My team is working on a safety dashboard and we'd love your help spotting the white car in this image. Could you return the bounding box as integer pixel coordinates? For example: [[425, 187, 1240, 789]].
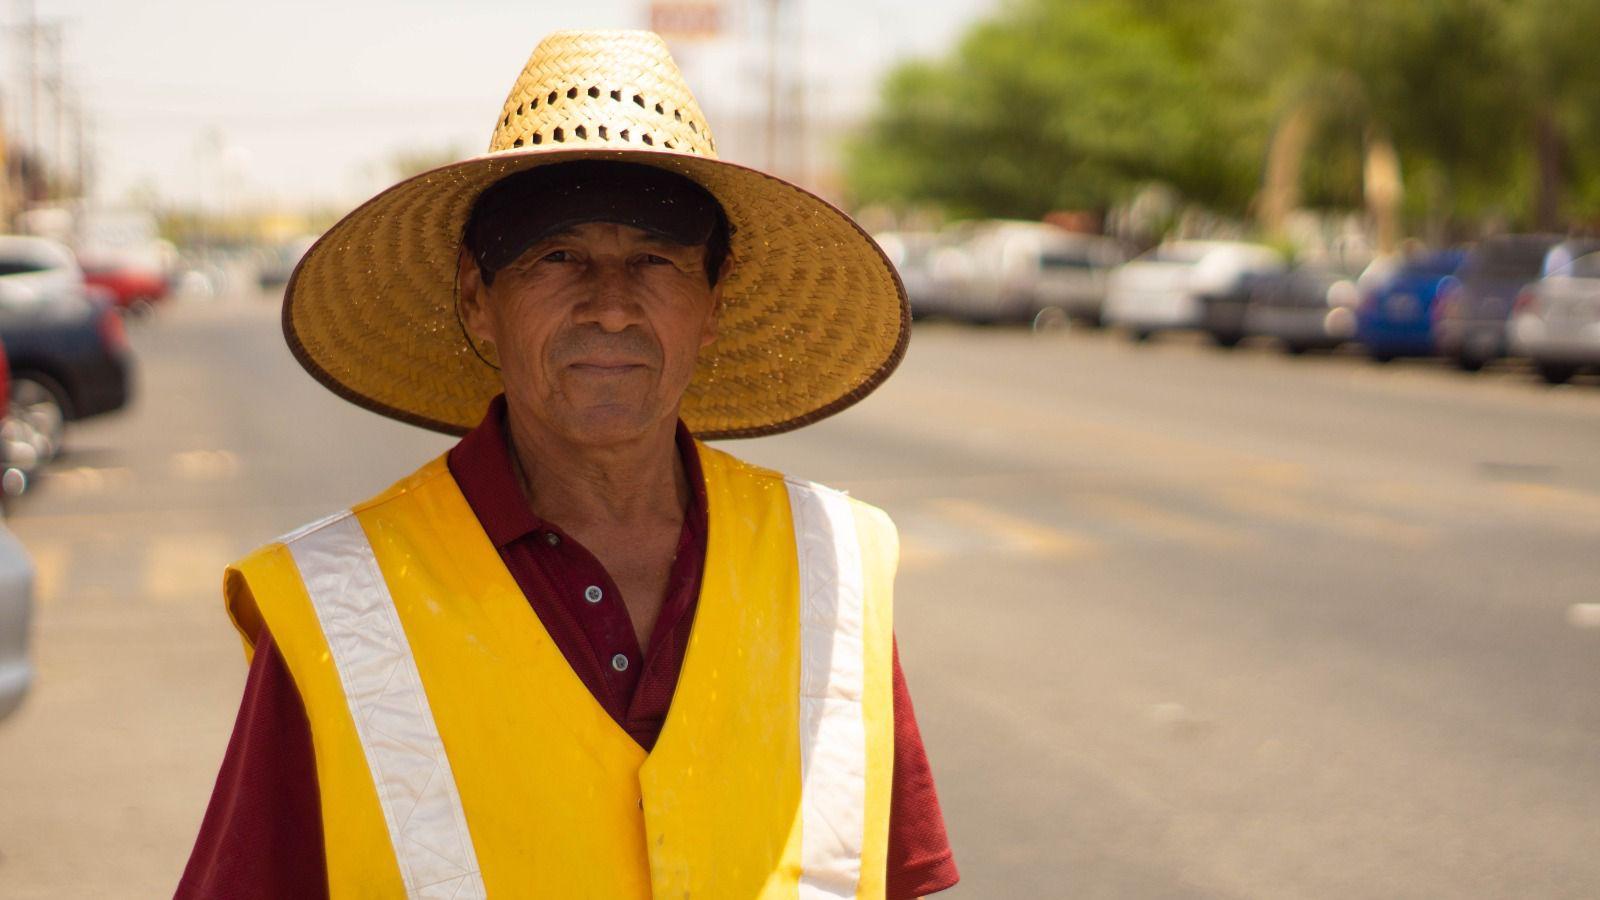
[[876, 230, 958, 320], [949, 221, 1126, 325], [1509, 249, 1600, 384], [0, 519, 35, 722], [0, 235, 85, 309], [1104, 240, 1286, 340]]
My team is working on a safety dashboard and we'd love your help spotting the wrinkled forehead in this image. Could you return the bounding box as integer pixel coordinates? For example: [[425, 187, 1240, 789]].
[[464, 160, 725, 276]]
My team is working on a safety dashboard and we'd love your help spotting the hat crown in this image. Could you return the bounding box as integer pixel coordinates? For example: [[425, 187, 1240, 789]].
[[488, 30, 717, 158]]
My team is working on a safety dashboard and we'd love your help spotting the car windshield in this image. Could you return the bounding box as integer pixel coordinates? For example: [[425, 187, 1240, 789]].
[[1144, 244, 1213, 265], [1400, 253, 1462, 278], [0, 261, 49, 277], [1568, 252, 1600, 279], [1466, 242, 1553, 278], [1040, 249, 1094, 270]]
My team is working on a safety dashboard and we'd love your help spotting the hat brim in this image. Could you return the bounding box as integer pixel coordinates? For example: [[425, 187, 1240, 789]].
[[283, 146, 910, 439]]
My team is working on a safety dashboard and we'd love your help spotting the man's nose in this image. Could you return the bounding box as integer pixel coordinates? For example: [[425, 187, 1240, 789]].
[[574, 260, 644, 332]]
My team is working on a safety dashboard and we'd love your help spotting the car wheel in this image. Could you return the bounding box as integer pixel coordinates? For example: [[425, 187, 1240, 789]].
[[1369, 351, 1395, 364], [1283, 342, 1309, 356], [3, 376, 69, 469], [1128, 328, 1153, 343], [1210, 332, 1242, 349], [1454, 352, 1486, 373], [1031, 307, 1069, 333], [1537, 362, 1578, 385]]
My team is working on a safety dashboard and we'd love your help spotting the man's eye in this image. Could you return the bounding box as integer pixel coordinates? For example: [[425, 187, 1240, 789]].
[[540, 250, 573, 263]]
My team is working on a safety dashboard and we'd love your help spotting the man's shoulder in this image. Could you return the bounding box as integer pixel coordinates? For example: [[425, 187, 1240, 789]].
[[237, 455, 452, 563], [694, 441, 894, 528]]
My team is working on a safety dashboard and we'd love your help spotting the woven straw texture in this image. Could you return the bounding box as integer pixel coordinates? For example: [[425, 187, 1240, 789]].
[[284, 30, 909, 439]]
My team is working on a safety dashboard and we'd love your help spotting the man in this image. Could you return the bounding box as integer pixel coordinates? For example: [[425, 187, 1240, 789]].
[[179, 30, 956, 899]]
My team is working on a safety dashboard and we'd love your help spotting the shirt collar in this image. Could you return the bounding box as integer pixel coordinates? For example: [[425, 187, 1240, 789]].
[[446, 394, 707, 549]]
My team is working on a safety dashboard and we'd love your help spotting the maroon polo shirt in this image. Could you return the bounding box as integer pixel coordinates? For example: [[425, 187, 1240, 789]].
[[177, 397, 958, 898]]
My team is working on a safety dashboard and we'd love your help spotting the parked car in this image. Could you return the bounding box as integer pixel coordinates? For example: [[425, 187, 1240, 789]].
[[1243, 259, 1365, 354], [0, 516, 34, 723], [1509, 248, 1600, 384], [0, 236, 135, 467], [1104, 240, 1286, 341], [905, 222, 1125, 326], [1354, 249, 1467, 361], [256, 234, 319, 291], [76, 210, 174, 313], [82, 262, 170, 313], [1435, 234, 1564, 371], [876, 230, 953, 320], [959, 221, 1125, 325]]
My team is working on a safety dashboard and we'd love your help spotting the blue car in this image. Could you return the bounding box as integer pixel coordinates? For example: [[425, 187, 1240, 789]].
[[1355, 250, 1466, 362]]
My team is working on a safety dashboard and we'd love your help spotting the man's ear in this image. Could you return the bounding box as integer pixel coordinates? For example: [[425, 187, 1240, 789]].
[[700, 254, 733, 349], [456, 247, 494, 344]]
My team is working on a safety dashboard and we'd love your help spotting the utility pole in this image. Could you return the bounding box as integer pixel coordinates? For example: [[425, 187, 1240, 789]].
[[764, 0, 782, 176], [10, 0, 71, 203], [40, 19, 65, 200]]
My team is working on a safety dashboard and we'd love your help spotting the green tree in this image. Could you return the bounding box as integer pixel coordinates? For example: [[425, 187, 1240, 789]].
[[846, 0, 1267, 220]]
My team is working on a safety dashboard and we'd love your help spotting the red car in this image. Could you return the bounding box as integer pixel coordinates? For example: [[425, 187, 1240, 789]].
[[81, 262, 169, 313]]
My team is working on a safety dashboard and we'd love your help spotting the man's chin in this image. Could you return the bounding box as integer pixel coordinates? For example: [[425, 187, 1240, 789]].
[[548, 403, 673, 447]]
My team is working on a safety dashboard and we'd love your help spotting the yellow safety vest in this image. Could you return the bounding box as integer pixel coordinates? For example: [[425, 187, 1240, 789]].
[[223, 442, 897, 899]]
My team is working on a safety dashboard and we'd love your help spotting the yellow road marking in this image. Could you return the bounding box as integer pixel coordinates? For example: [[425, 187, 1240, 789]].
[[924, 497, 1102, 559], [1499, 482, 1600, 531], [1072, 492, 1252, 550], [144, 533, 233, 603], [25, 541, 68, 606], [1209, 486, 1433, 546]]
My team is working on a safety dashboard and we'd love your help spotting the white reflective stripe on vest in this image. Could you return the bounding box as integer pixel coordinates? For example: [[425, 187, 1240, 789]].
[[786, 479, 869, 899], [283, 513, 487, 900]]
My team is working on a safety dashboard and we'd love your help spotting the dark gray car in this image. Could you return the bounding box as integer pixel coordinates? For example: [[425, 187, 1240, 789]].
[[1436, 234, 1564, 371]]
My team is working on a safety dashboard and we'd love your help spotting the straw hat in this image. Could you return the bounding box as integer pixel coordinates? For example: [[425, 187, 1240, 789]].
[[284, 30, 909, 439]]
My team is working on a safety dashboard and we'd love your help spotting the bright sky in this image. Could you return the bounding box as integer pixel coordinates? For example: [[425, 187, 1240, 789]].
[[6, 0, 996, 212]]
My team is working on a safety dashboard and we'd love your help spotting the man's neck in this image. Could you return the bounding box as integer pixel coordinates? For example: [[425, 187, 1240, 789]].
[[503, 410, 689, 530]]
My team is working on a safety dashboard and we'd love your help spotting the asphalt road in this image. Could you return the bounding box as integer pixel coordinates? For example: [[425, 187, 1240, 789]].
[[1, 290, 1597, 898]]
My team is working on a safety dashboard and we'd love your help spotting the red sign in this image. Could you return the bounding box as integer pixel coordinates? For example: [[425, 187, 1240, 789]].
[[651, 3, 722, 40]]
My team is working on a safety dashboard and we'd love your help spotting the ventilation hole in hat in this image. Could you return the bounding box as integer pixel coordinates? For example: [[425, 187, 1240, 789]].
[[574, 125, 587, 139], [515, 104, 523, 116], [566, 86, 578, 99], [633, 93, 645, 108], [619, 128, 630, 141], [689, 121, 699, 133], [531, 96, 539, 109], [663, 139, 674, 149], [547, 90, 557, 104], [587, 86, 600, 98], [610, 89, 622, 101], [513, 138, 524, 148], [553, 127, 565, 143], [641, 133, 654, 146], [503, 114, 510, 127], [654, 102, 665, 114], [530, 133, 542, 145]]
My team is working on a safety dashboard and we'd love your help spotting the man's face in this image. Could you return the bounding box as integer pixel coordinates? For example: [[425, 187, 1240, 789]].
[[458, 221, 722, 447]]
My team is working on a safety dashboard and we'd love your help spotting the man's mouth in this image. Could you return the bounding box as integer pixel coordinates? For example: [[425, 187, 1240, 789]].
[[568, 361, 647, 373]]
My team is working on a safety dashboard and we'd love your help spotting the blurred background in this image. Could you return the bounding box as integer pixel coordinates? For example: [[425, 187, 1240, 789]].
[[2, 0, 1599, 896]]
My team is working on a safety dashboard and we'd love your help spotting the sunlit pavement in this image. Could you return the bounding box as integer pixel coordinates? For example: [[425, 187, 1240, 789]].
[[1, 294, 1598, 897]]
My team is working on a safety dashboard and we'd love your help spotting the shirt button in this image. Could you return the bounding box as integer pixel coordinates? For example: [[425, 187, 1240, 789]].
[[544, 532, 560, 547], [611, 653, 630, 672], [584, 585, 604, 604]]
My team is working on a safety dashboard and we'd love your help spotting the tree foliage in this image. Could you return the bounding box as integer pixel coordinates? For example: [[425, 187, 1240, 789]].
[[847, 0, 1600, 230]]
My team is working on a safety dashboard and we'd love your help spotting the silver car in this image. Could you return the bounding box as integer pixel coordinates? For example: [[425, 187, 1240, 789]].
[[1104, 240, 1287, 340], [943, 221, 1125, 326], [1510, 249, 1600, 384], [0, 519, 35, 722]]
